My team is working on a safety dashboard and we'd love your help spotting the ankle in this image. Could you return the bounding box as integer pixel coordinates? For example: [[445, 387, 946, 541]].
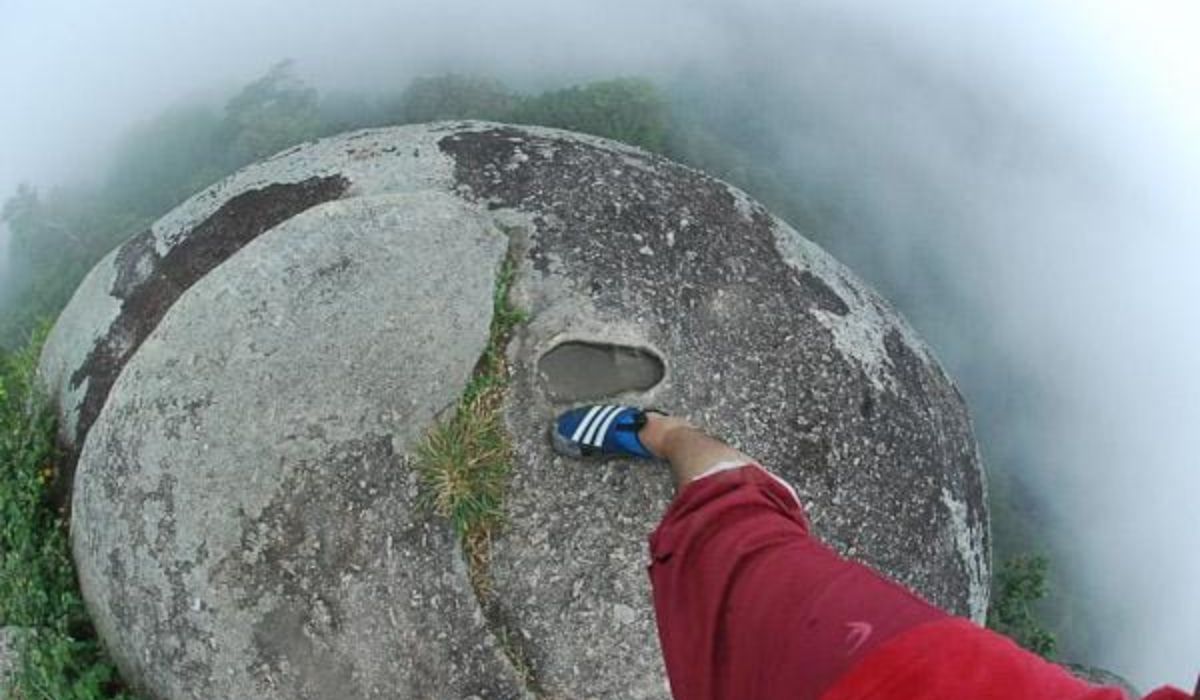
[[638, 413, 693, 459]]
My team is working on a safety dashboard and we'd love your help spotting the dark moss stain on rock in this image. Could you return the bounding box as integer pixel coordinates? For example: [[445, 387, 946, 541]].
[[884, 328, 928, 403], [438, 128, 848, 330], [436, 128, 855, 412], [314, 254, 353, 280], [253, 605, 357, 700], [796, 270, 850, 315], [859, 390, 876, 419], [62, 176, 349, 501], [793, 435, 832, 473], [225, 437, 398, 610]]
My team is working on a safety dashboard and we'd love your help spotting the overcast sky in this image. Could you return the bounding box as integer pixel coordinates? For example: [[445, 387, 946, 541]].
[[1, 0, 1196, 689]]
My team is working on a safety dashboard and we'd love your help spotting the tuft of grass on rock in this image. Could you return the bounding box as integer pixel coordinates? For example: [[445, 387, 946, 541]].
[[0, 324, 135, 699], [416, 384, 511, 541], [415, 255, 527, 570], [413, 254, 544, 692]]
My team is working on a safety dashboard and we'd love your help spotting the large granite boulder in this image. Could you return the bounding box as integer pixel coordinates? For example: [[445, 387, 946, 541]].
[[40, 122, 989, 699]]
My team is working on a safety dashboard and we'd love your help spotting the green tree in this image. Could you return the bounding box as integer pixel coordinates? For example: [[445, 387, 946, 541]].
[[512, 78, 670, 152], [0, 62, 331, 349], [0, 186, 106, 348], [318, 90, 395, 134], [988, 555, 1058, 658], [390, 74, 516, 124], [1, 177, 155, 349], [0, 329, 135, 698], [221, 60, 321, 167]]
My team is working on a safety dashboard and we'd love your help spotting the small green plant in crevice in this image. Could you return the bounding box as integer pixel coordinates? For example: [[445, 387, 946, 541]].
[[416, 388, 511, 544], [413, 254, 544, 692], [987, 554, 1058, 659], [414, 255, 527, 577], [0, 325, 135, 699]]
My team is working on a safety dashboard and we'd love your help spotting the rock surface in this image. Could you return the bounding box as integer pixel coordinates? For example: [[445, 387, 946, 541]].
[[42, 122, 990, 699], [1066, 663, 1141, 697], [66, 192, 521, 698]]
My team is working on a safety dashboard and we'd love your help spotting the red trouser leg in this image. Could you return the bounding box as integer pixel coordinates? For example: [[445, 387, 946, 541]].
[[648, 465, 947, 700]]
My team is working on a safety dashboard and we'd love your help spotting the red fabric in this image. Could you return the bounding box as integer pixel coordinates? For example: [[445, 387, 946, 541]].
[[819, 617, 1186, 700], [820, 619, 1185, 700], [647, 464, 1191, 700], [1144, 689, 1194, 700], [648, 464, 945, 699]]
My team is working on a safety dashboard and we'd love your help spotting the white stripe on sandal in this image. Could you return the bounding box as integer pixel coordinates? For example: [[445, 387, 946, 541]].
[[583, 405, 617, 446], [570, 405, 604, 442], [590, 406, 624, 447]]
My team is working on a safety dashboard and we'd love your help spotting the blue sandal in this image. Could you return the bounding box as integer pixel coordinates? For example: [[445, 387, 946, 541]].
[[551, 405, 664, 459]]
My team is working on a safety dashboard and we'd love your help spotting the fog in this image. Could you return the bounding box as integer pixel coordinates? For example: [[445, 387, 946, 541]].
[[2, 0, 1196, 689]]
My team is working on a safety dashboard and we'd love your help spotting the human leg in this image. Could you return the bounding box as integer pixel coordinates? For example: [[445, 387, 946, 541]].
[[636, 413, 754, 489], [646, 461, 947, 700], [551, 404, 946, 699]]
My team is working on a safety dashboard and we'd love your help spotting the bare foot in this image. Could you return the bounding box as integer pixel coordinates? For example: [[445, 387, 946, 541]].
[[639, 412, 755, 487], [637, 412, 694, 459]]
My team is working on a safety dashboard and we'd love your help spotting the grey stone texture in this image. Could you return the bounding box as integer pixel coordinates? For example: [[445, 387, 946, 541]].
[[1065, 663, 1141, 698], [42, 122, 990, 699], [67, 192, 521, 698], [444, 127, 989, 697]]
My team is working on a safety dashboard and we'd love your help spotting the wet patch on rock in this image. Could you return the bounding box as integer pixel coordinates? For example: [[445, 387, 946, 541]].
[[538, 340, 665, 400]]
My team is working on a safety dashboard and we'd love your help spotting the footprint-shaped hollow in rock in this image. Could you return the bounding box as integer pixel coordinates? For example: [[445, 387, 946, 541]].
[[538, 340, 665, 401]]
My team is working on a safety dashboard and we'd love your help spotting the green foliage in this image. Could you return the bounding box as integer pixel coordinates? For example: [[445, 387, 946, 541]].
[[987, 555, 1058, 658], [413, 254, 539, 684], [481, 253, 528, 380], [0, 327, 134, 698], [658, 79, 821, 234], [221, 60, 322, 168], [415, 388, 511, 539], [378, 74, 671, 154], [3, 185, 89, 273], [392, 74, 517, 124], [512, 78, 669, 152], [0, 61, 326, 350], [0, 185, 137, 352], [316, 90, 395, 134], [0, 68, 680, 353]]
